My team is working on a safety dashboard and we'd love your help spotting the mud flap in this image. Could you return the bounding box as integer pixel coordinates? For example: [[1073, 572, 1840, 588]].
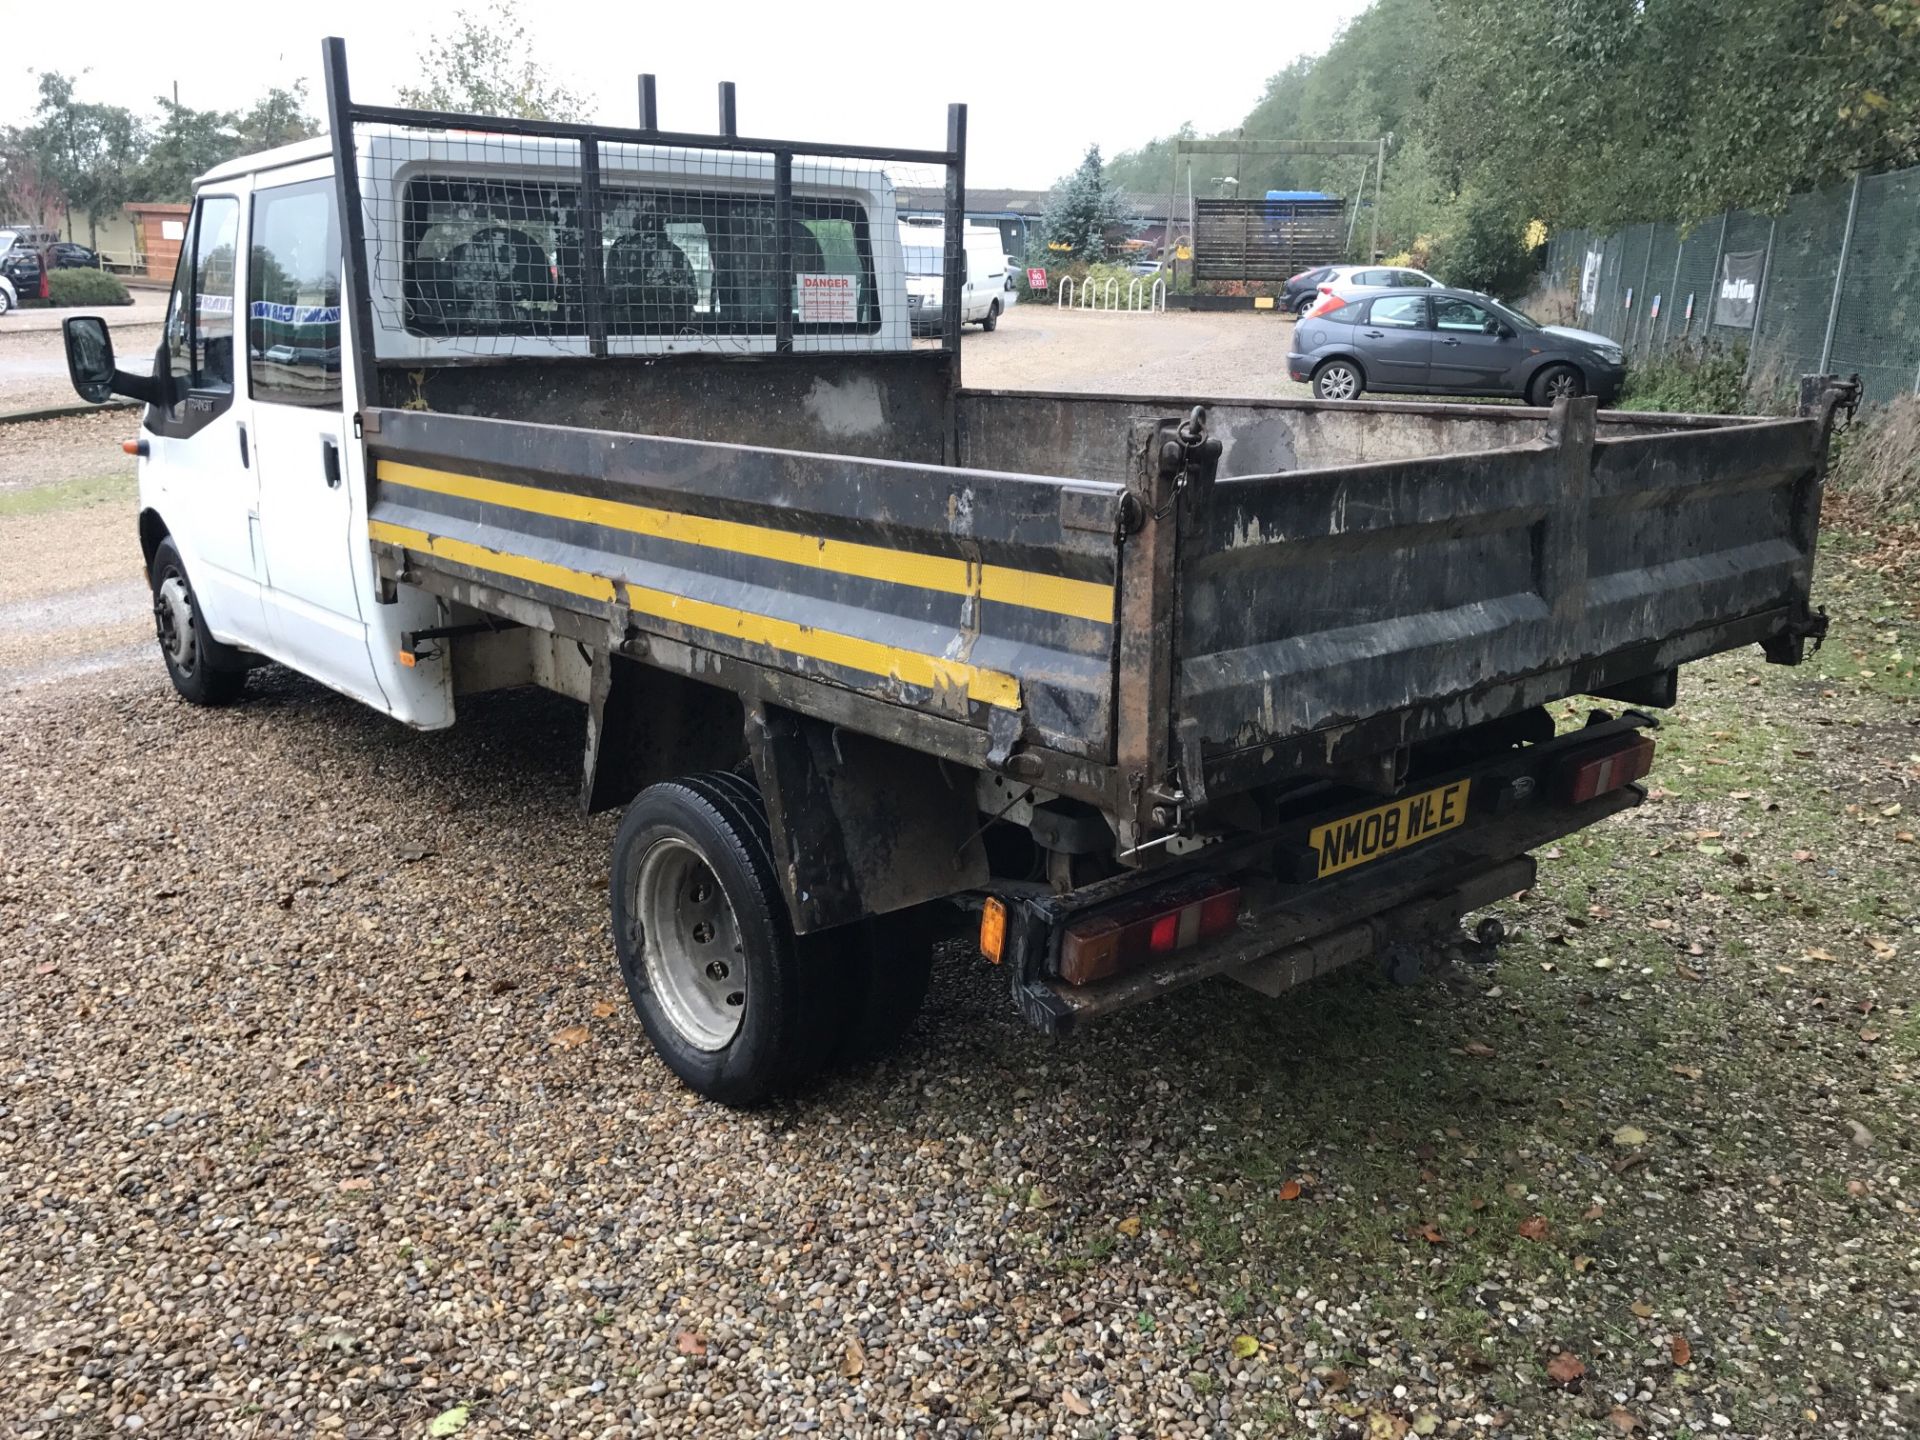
[[745, 701, 990, 933]]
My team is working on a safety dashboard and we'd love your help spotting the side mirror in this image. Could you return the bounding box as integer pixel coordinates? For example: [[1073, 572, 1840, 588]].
[[64, 316, 117, 404], [63, 314, 175, 407]]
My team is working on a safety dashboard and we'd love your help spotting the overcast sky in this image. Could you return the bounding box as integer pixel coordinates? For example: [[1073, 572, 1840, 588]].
[[3, 0, 1369, 189]]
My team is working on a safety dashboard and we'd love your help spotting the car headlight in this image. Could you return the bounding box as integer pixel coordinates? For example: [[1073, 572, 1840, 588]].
[[1597, 346, 1623, 365]]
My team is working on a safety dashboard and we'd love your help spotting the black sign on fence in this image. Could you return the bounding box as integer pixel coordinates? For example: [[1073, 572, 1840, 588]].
[[1192, 196, 1347, 282], [1713, 250, 1764, 329]]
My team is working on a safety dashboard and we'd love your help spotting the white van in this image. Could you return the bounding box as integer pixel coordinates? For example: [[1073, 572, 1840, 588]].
[[900, 222, 1008, 332]]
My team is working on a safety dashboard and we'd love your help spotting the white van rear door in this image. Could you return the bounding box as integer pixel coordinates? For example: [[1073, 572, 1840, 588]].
[[246, 172, 386, 706]]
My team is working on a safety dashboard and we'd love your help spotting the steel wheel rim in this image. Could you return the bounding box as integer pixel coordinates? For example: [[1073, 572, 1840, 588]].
[[1319, 365, 1357, 400], [634, 836, 746, 1051], [154, 573, 197, 674]]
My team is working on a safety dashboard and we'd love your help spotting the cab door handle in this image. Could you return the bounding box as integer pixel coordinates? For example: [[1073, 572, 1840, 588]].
[[321, 437, 341, 489], [237, 422, 250, 468]]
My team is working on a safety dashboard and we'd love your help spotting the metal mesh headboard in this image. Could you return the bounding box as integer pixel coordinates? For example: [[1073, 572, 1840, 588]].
[[319, 37, 967, 406]]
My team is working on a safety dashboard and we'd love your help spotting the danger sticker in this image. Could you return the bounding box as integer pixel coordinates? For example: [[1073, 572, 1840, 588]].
[[798, 272, 857, 323]]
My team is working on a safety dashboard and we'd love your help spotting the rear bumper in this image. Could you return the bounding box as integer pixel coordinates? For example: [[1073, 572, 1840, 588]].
[[1287, 352, 1314, 383], [998, 715, 1656, 1034]]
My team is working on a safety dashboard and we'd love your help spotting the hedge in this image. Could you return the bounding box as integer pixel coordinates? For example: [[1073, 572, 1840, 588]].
[[46, 269, 132, 307]]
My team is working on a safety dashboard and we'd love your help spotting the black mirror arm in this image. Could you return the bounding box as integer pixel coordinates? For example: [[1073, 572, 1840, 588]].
[[109, 368, 175, 407]]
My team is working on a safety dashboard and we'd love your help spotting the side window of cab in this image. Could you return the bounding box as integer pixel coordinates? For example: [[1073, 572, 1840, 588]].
[[155, 194, 240, 431]]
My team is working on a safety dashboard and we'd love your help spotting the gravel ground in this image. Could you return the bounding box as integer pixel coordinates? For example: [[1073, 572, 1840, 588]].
[[1, 338, 1916, 1439], [964, 307, 1309, 399]]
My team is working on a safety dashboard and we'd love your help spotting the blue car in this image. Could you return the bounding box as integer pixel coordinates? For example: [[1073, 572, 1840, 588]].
[[1288, 286, 1626, 405]]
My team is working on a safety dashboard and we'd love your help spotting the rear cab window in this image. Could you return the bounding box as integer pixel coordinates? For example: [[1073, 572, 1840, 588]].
[[400, 175, 878, 340], [248, 178, 343, 407]]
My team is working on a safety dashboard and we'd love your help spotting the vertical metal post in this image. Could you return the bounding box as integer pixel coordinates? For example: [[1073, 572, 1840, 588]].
[[1663, 226, 1684, 351], [1369, 136, 1384, 261], [1632, 224, 1653, 356], [941, 103, 967, 355], [321, 37, 378, 420], [637, 74, 658, 132], [1743, 216, 1777, 384], [1818, 171, 1863, 375], [580, 138, 607, 358], [773, 151, 793, 354], [717, 82, 737, 138]]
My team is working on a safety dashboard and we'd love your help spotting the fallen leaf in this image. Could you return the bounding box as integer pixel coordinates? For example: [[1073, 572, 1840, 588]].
[[1231, 1334, 1260, 1359], [842, 1336, 865, 1378], [1881, 802, 1902, 817], [1609, 1406, 1640, 1433], [1060, 1387, 1092, 1417], [1630, 1300, 1655, 1319], [1792, 849, 1816, 862], [1574, 1254, 1595, 1273], [1670, 1334, 1691, 1367], [1804, 947, 1837, 962], [1612, 1124, 1648, 1147], [1669, 1064, 1703, 1080], [1545, 1351, 1587, 1387], [397, 843, 436, 863], [1278, 1180, 1303, 1202], [1116, 1214, 1142, 1237], [552, 1025, 592, 1049], [1463, 1040, 1497, 1059], [1326, 1368, 1351, 1392], [591, 999, 619, 1018], [1866, 936, 1898, 959], [1414, 1223, 1445, 1244], [427, 1406, 471, 1438], [1675, 963, 1705, 980], [1582, 1203, 1606, 1220], [338, 1177, 373, 1192], [1845, 1118, 1874, 1149], [1591, 956, 1617, 971], [1517, 1215, 1549, 1241], [1896, 831, 1915, 844], [675, 1330, 708, 1356], [1027, 1184, 1057, 1210], [1412, 1415, 1441, 1437]]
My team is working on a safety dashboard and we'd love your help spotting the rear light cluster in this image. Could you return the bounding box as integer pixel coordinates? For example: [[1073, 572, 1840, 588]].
[[1306, 292, 1348, 319], [1555, 733, 1655, 804], [1056, 882, 1242, 986]]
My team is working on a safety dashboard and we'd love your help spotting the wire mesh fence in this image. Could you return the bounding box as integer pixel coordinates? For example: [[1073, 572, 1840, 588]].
[[1542, 161, 1920, 405]]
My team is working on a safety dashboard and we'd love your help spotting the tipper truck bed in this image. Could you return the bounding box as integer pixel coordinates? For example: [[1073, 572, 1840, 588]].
[[59, 39, 1858, 1102]]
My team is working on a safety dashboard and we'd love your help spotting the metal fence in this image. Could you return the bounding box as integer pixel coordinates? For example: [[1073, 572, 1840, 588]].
[[1541, 162, 1920, 405]]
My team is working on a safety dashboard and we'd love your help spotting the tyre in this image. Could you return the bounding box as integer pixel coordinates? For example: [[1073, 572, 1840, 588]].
[[149, 536, 246, 706], [835, 907, 937, 1062], [1312, 359, 1364, 401], [1295, 295, 1317, 319], [0, 286, 12, 316], [1529, 364, 1585, 407], [981, 300, 1000, 332], [610, 772, 839, 1106]]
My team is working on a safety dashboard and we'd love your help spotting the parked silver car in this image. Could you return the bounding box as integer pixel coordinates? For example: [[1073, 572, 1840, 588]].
[[1284, 262, 1440, 317], [1287, 286, 1626, 405]]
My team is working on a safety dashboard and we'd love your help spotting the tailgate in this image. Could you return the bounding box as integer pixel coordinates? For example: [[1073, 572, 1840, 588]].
[[1173, 398, 1827, 795]]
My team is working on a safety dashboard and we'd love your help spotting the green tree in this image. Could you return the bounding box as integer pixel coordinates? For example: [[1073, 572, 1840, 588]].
[[1041, 145, 1133, 262], [136, 84, 319, 203], [397, 2, 589, 121], [16, 74, 145, 245]]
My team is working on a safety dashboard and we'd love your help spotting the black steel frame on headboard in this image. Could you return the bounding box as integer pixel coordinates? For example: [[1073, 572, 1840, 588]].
[[318, 36, 968, 418]]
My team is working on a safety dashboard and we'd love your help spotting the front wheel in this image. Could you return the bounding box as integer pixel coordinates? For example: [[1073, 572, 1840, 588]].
[[981, 300, 1000, 331], [1312, 359, 1364, 401], [1529, 364, 1585, 407], [1295, 295, 1317, 319], [149, 536, 246, 706], [611, 773, 840, 1106], [0, 287, 12, 316]]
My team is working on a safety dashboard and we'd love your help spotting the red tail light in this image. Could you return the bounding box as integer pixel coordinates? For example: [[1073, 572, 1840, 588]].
[[1058, 882, 1242, 985], [1306, 293, 1348, 318], [1555, 733, 1655, 804]]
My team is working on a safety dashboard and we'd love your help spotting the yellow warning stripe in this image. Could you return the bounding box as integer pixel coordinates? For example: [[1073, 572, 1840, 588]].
[[376, 460, 1113, 625], [370, 520, 1022, 710]]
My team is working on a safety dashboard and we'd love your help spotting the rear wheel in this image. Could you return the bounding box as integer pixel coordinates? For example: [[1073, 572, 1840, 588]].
[[149, 537, 246, 706], [1295, 294, 1317, 319], [981, 300, 1000, 331], [1312, 359, 1364, 401], [611, 772, 840, 1106], [1529, 363, 1585, 406]]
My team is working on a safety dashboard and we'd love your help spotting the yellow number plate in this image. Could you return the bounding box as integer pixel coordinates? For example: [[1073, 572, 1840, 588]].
[[1309, 779, 1472, 879]]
